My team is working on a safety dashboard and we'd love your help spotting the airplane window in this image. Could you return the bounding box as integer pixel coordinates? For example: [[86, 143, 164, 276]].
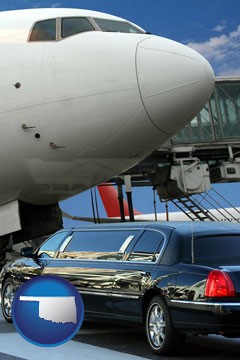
[[93, 18, 144, 34], [62, 17, 95, 38], [29, 19, 56, 41]]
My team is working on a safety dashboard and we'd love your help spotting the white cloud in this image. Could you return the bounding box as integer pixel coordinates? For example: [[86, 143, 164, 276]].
[[51, 3, 61, 7], [212, 21, 226, 33], [218, 64, 240, 77], [187, 25, 240, 76], [22, 0, 61, 8]]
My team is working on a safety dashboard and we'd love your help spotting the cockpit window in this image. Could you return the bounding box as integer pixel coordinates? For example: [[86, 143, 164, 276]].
[[29, 19, 56, 41], [29, 16, 143, 43], [93, 18, 143, 34], [62, 17, 95, 38]]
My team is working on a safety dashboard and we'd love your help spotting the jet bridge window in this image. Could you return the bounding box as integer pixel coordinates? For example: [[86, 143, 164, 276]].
[[93, 18, 143, 33], [29, 19, 56, 41], [61, 17, 95, 38]]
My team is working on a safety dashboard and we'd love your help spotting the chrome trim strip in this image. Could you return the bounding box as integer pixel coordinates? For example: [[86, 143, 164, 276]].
[[119, 235, 135, 253], [79, 290, 139, 300], [170, 299, 240, 307], [112, 293, 139, 299], [52, 257, 161, 264], [80, 290, 110, 297], [71, 227, 145, 232], [59, 236, 73, 252]]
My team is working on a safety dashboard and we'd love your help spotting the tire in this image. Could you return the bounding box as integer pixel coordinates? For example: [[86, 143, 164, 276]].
[[1, 278, 16, 323], [145, 296, 185, 355]]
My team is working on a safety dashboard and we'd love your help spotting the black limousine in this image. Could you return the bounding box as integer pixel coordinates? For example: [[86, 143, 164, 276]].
[[1, 221, 240, 355]]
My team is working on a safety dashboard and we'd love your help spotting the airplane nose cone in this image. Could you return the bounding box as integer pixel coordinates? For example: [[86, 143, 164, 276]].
[[136, 36, 215, 134]]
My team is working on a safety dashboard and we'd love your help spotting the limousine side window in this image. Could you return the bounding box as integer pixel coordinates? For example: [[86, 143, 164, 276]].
[[60, 230, 138, 260], [127, 230, 164, 262], [37, 231, 68, 258]]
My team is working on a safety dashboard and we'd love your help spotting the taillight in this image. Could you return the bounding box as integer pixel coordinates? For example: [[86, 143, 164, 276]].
[[205, 270, 236, 297]]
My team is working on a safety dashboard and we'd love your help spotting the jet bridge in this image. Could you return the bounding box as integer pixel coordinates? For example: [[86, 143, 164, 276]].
[[111, 77, 240, 222]]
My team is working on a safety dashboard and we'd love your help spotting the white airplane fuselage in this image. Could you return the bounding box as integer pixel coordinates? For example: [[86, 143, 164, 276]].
[[0, 8, 214, 207], [131, 208, 240, 222], [87, 186, 240, 224], [0, 8, 215, 245]]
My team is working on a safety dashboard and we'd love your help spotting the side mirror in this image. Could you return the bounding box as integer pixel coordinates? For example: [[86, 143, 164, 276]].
[[20, 246, 33, 258]]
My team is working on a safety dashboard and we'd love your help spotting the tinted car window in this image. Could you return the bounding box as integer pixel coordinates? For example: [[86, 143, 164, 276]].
[[37, 231, 68, 258], [194, 235, 240, 264], [61, 230, 137, 260], [29, 19, 56, 41], [128, 230, 165, 262], [61, 17, 95, 38]]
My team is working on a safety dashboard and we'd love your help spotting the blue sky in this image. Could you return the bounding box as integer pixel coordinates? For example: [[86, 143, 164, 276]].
[[2, 0, 240, 75], [1, 0, 240, 225]]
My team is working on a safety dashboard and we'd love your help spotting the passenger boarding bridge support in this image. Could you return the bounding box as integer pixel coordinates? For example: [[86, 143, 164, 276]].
[[124, 176, 135, 222]]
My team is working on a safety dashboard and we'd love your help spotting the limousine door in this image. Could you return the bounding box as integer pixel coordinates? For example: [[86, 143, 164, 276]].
[[43, 258, 117, 317], [112, 229, 165, 320], [42, 229, 139, 318]]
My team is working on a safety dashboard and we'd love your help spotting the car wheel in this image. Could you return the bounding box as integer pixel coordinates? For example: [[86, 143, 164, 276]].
[[145, 296, 185, 355], [1, 278, 15, 323]]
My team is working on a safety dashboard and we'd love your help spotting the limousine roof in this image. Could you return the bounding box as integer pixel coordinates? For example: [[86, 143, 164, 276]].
[[66, 221, 240, 238]]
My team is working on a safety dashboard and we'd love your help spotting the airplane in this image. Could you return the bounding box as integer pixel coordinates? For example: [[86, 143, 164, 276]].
[[0, 8, 214, 265], [63, 185, 240, 223], [99, 185, 240, 222]]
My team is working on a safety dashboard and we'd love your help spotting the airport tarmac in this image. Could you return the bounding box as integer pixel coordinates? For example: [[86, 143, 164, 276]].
[[0, 313, 143, 360], [1, 296, 240, 360], [2, 309, 240, 360], [0, 333, 145, 360]]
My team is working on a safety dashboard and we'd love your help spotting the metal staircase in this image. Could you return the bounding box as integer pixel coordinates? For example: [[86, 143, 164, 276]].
[[171, 196, 217, 221], [170, 188, 240, 223]]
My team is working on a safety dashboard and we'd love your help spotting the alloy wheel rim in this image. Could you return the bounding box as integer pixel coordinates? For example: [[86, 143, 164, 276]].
[[148, 304, 166, 348], [3, 283, 15, 318]]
